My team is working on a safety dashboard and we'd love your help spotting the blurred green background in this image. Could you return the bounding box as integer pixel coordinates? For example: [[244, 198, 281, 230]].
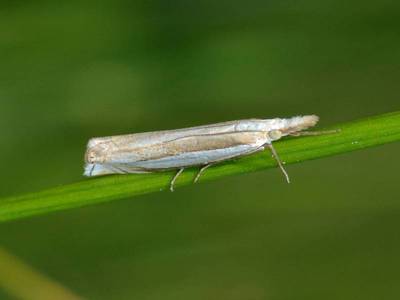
[[0, 0, 399, 299]]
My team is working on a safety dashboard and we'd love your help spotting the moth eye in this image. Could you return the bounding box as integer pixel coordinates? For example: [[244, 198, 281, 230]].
[[268, 130, 282, 140]]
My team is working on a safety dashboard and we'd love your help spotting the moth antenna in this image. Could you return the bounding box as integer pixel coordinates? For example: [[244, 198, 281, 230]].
[[267, 143, 290, 183], [290, 129, 340, 137]]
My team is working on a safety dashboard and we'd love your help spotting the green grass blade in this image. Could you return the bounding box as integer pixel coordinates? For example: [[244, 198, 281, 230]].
[[1, 111, 399, 223]]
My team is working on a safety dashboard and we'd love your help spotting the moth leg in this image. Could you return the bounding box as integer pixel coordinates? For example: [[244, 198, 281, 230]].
[[110, 165, 128, 174], [194, 164, 213, 183], [89, 164, 96, 176], [170, 168, 185, 192], [267, 143, 290, 183], [289, 129, 340, 137]]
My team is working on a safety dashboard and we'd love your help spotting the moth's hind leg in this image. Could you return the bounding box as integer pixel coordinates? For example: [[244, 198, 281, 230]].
[[89, 164, 95, 176], [170, 168, 185, 192], [194, 164, 214, 184]]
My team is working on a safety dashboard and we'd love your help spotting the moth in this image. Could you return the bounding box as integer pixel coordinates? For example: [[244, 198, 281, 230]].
[[84, 115, 332, 191]]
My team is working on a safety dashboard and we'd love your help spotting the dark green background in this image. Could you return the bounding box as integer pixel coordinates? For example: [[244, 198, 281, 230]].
[[1, 0, 399, 299]]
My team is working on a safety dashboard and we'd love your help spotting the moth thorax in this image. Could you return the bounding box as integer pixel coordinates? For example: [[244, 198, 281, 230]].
[[268, 130, 282, 141]]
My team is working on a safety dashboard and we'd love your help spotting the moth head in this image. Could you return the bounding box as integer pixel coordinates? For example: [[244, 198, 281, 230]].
[[268, 129, 282, 141], [281, 115, 319, 135]]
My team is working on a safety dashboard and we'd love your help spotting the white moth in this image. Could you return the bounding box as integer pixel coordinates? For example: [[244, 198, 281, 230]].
[[84, 115, 330, 191]]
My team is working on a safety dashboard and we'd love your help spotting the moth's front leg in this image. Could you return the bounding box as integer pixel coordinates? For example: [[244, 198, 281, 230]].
[[267, 143, 290, 183]]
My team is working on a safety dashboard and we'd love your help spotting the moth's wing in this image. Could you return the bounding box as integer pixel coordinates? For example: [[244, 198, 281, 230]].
[[84, 163, 150, 176], [129, 145, 265, 170], [88, 119, 264, 150], [115, 131, 268, 169], [85, 130, 269, 175]]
